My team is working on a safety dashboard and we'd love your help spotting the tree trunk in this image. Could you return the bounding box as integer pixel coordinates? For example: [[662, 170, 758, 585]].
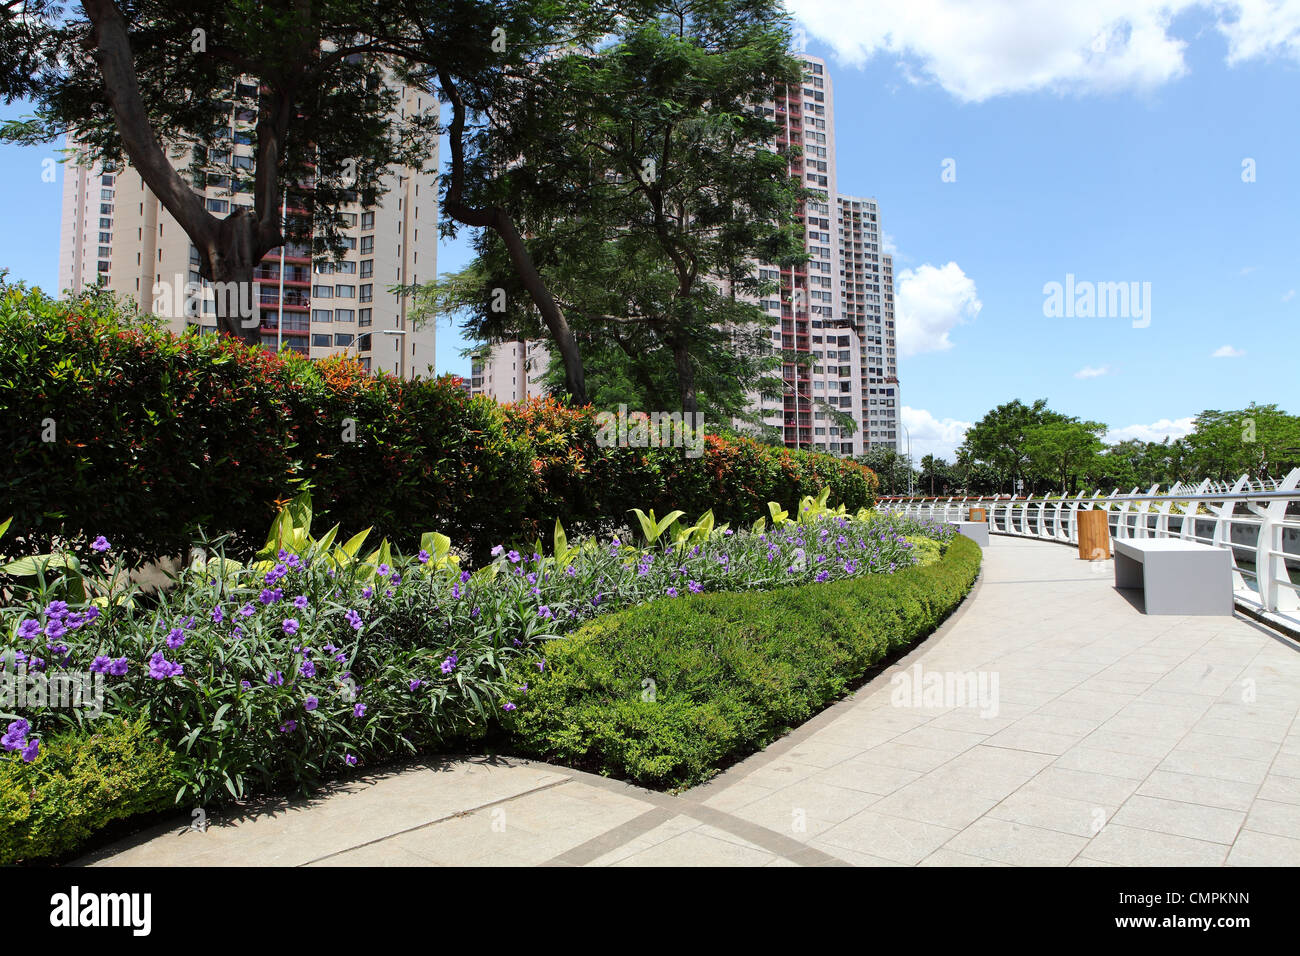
[[205, 208, 262, 342], [437, 68, 587, 405], [672, 341, 697, 416]]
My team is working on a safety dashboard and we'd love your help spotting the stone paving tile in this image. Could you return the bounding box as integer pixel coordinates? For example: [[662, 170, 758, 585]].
[[1135, 770, 1259, 812], [1224, 829, 1300, 866], [817, 809, 960, 865], [732, 780, 881, 841], [1080, 825, 1228, 866], [942, 817, 1089, 866], [611, 827, 777, 866], [987, 789, 1114, 838], [1110, 794, 1246, 845]]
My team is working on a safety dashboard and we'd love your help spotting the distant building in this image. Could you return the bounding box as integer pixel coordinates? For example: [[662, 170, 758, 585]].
[[58, 80, 436, 379]]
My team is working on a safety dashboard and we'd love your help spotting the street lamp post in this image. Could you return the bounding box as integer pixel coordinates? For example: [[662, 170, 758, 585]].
[[903, 424, 912, 497]]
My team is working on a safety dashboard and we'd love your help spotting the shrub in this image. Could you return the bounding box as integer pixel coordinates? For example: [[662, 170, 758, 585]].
[[1, 500, 939, 802], [504, 534, 982, 789], [0, 285, 877, 564], [0, 716, 180, 864]]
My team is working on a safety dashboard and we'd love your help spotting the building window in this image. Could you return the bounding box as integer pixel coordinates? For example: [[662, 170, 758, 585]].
[[360, 236, 374, 254]]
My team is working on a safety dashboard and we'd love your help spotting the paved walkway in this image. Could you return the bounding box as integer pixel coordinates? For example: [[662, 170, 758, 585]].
[[83, 537, 1300, 866]]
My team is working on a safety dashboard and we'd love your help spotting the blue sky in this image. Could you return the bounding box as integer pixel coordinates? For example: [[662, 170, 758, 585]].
[[2, 1, 1297, 460]]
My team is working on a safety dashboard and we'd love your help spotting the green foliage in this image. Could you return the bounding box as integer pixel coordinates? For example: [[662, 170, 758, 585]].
[[0, 287, 877, 564], [417, 0, 809, 419], [504, 534, 982, 789], [0, 717, 180, 864]]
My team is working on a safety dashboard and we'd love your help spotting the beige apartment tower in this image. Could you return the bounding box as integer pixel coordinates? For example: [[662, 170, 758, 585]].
[[58, 83, 436, 378]]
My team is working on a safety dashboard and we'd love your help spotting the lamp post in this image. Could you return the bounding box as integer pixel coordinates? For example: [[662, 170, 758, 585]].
[[381, 328, 407, 378], [903, 424, 913, 497]]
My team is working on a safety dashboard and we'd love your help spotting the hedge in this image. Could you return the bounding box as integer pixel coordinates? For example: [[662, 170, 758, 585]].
[[0, 285, 878, 563], [0, 716, 181, 864], [504, 533, 981, 789]]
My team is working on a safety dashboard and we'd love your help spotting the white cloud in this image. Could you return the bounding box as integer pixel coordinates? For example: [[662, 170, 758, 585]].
[[1211, 344, 1246, 357], [1074, 365, 1111, 378], [1283, 289, 1296, 301], [895, 261, 981, 356], [900, 406, 973, 461], [1104, 416, 1196, 444], [787, 0, 1300, 102], [1217, 0, 1300, 64]]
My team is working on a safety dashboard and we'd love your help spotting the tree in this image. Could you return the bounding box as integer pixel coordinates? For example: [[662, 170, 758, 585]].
[[919, 454, 955, 496], [958, 398, 1065, 493], [856, 445, 914, 497], [1183, 404, 1300, 481], [412, 0, 807, 416], [4, 1, 447, 341], [1023, 418, 1105, 494]]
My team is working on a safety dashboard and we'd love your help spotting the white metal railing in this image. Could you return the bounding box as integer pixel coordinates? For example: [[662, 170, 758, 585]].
[[879, 469, 1300, 632]]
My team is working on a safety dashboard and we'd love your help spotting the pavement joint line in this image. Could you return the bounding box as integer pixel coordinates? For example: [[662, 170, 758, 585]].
[[296, 774, 578, 867]]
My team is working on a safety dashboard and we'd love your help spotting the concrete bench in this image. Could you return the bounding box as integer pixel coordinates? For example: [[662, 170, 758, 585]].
[[1113, 539, 1233, 615], [947, 521, 989, 548]]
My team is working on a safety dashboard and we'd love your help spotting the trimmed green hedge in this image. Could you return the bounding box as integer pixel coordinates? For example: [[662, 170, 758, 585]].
[[0, 285, 878, 563], [504, 534, 981, 789], [0, 716, 181, 864]]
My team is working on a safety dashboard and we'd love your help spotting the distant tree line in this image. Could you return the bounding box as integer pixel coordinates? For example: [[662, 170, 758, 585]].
[[856, 400, 1300, 497]]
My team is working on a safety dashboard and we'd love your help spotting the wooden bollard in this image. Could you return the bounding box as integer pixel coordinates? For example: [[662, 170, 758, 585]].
[[1077, 509, 1111, 560], [969, 507, 987, 522]]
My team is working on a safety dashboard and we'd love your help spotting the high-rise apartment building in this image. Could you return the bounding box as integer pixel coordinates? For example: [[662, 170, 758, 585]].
[[467, 53, 900, 453], [58, 82, 437, 378], [469, 340, 550, 403]]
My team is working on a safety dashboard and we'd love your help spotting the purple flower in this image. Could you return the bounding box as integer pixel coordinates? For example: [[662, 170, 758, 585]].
[[293, 595, 309, 610], [91, 535, 111, 552], [491, 545, 504, 557], [44, 620, 67, 641], [17, 619, 40, 641], [305, 696, 319, 711], [267, 670, 284, 686], [353, 703, 366, 718], [166, 627, 186, 649], [538, 605, 553, 619], [240, 680, 251, 690], [148, 651, 184, 680], [502, 702, 516, 712], [688, 580, 702, 593], [418, 549, 430, 564], [90, 655, 111, 673], [279, 719, 298, 733], [345, 754, 358, 766], [440, 654, 457, 674], [665, 587, 678, 597], [107, 657, 129, 677], [2, 719, 30, 751], [20, 738, 39, 763], [44, 600, 69, 621], [507, 550, 521, 564], [299, 658, 316, 678], [211, 606, 224, 624], [460, 570, 471, 583], [409, 679, 422, 692], [362, 586, 373, 599], [259, 589, 278, 605], [815, 570, 829, 582], [84, 606, 101, 622], [536, 660, 546, 673], [344, 609, 363, 631], [282, 618, 300, 636], [377, 563, 391, 577], [239, 603, 255, 617]]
